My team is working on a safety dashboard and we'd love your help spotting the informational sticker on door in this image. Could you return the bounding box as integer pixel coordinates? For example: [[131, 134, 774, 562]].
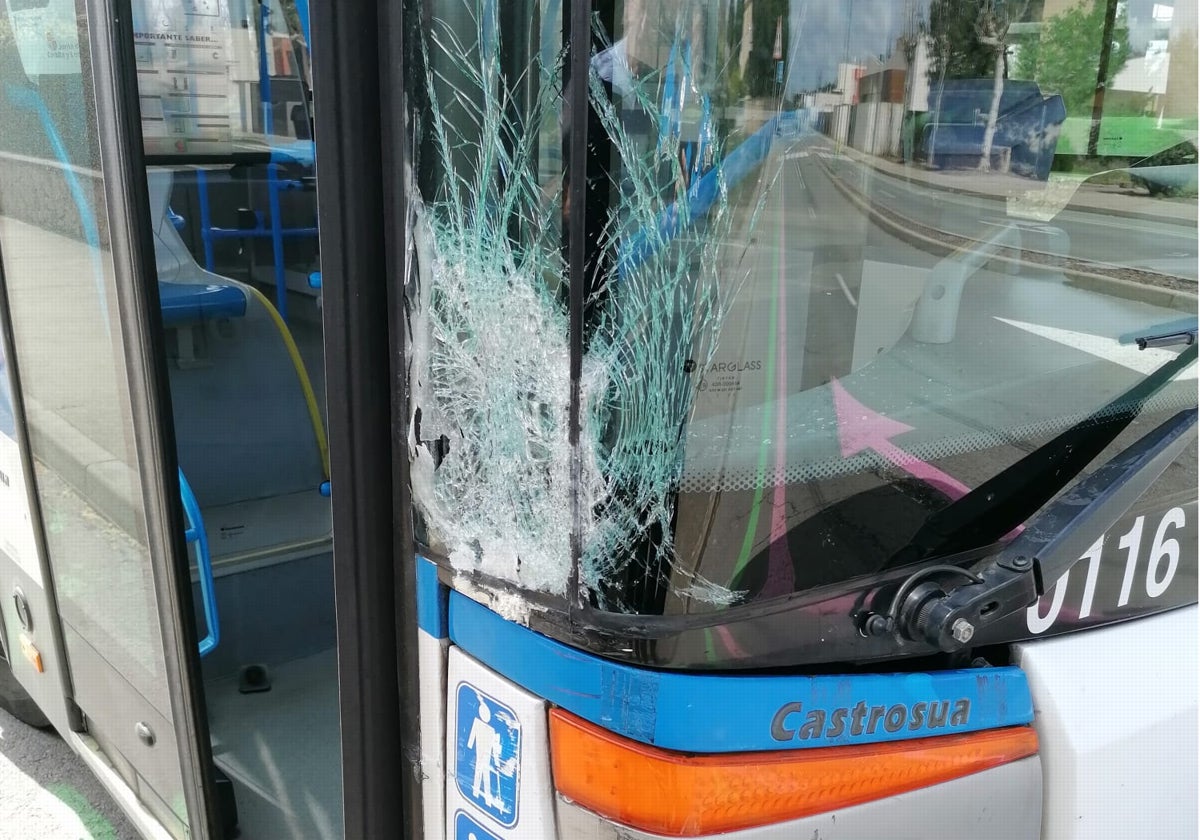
[[454, 811, 502, 840], [3, 0, 81, 77], [455, 682, 521, 827], [130, 0, 234, 156]]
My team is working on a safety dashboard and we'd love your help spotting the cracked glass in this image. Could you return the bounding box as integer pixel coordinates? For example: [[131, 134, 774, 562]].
[[406, 0, 1197, 639]]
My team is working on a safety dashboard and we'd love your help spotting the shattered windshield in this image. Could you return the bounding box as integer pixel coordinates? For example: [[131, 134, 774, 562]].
[[404, 0, 1197, 625]]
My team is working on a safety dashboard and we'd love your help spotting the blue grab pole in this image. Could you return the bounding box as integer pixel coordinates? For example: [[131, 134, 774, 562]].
[[195, 168, 217, 271], [179, 468, 220, 657]]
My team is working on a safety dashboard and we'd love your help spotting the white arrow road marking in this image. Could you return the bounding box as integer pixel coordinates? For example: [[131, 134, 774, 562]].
[[995, 317, 1197, 380]]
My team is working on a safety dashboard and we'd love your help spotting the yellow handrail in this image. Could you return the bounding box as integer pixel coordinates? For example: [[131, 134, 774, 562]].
[[244, 284, 331, 480]]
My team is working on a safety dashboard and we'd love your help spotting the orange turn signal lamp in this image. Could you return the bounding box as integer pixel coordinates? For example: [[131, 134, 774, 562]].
[[19, 632, 43, 673], [549, 708, 1038, 837]]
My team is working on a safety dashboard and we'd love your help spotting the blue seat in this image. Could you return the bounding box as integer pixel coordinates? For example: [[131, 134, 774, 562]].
[[158, 281, 247, 327]]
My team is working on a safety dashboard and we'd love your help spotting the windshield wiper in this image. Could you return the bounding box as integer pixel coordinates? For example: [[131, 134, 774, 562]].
[[887, 341, 1197, 568], [1120, 316, 1197, 350], [868, 340, 1197, 650], [899, 406, 1196, 651]]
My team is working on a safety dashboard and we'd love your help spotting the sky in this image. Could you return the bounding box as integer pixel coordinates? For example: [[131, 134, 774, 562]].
[[783, 0, 922, 94]]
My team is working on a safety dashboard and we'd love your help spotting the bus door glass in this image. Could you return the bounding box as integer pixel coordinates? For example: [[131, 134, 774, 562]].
[[0, 0, 199, 835], [0, 205, 68, 733], [129, 1, 341, 838]]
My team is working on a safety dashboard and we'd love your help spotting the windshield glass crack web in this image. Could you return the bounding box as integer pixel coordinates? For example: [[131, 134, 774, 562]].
[[406, 1, 764, 613]]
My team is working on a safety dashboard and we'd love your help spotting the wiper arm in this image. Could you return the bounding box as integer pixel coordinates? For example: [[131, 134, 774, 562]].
[[888, 341, 1198, 567], [899, 406, 1197, 651]]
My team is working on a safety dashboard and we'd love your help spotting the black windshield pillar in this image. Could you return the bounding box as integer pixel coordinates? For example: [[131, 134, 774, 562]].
[[311, 0, 414, 836]]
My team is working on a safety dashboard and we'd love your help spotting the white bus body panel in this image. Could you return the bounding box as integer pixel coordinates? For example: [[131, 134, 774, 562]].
[[1012, 605, 1197, 840], [419, 630, 449, 840]]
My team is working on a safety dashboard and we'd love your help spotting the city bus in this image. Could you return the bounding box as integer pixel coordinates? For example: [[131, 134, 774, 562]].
[[0, 1, 1196, 839]]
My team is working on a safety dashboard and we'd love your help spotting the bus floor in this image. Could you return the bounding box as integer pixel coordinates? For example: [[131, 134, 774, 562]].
[[205, 647, 343, 840]]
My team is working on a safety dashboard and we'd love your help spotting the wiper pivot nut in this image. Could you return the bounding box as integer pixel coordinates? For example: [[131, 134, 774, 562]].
[[901, 556, 1038, 652]]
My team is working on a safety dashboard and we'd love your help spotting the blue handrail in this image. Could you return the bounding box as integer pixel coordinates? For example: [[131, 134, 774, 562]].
[[178, 468, 219, 656], [193, 164, 318, 322]]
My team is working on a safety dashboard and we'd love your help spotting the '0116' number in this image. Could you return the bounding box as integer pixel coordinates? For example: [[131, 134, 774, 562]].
[[1027, 506, 1188, 634]]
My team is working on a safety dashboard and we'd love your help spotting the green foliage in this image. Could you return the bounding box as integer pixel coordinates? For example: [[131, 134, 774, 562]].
[[725, 0, 789, 98], [277, 0, 302, 37], [1014, 0, 1129, 114], [928, 0, 1001, 79], [725, 66, 748, 102]]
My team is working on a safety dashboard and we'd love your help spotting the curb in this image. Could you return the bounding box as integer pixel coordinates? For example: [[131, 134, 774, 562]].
[[835, 147, 1196, 228], [819, 155, 1196, 314]]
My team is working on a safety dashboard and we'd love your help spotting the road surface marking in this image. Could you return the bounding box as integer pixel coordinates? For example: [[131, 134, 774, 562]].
[[831, 379, 972, 500], [995, 317, 1198, 380]]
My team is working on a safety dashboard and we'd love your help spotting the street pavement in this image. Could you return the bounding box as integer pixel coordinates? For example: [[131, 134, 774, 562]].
[[826, 144, 1198, 280], [0, 706, 140, 840]]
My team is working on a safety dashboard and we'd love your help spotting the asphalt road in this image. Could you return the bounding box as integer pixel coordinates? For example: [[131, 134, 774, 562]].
[[821, 151, 1199, 280], [0, 706, 140, 840]]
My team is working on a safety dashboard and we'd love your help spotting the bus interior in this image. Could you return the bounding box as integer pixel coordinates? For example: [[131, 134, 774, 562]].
[[143, 13, 342, 837]]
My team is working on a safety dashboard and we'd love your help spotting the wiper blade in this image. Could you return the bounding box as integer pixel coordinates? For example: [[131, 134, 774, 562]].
[[889, 341, 1197, 567], [1120, 316, 1198, 350], [899, 407, 1197, 651]]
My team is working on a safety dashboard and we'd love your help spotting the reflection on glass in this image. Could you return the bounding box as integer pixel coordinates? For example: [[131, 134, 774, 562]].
[[1, 0, 165, 699], [132, 0, 313, 157], [0, 0, 191, 834], [407, 1, 1196, 637]]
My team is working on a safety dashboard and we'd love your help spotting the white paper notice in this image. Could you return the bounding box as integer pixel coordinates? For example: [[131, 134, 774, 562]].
[[4, 0, 82, 77], [132, 0, 235, 156]]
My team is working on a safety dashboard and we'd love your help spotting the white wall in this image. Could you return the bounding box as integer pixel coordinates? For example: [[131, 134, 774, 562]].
[[850, 101, 905, 156]]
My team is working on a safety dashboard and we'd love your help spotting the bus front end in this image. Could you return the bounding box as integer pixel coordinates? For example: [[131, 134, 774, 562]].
[[403, 2, 1197, 839]]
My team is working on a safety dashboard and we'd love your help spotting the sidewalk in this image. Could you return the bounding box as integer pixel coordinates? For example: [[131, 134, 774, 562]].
[[833, 144, 1197, 227], [0, 706, 139, 840]]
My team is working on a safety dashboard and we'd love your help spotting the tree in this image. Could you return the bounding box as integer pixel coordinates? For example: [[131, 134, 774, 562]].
[[1014, 0, 1129, 115], [928, 0, 998, 80], [976, 1, 1023, 170], [725, 0, 789, 98], [927, 0, 1026, 171]]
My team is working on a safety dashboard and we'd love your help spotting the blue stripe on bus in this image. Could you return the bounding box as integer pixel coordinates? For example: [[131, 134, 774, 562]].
[[416, 556, 448, 638], [448, 591, 1033, 753]]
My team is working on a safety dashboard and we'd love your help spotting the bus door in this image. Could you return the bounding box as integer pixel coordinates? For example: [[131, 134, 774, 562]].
[[127, 2, 341, 839], [3, 0, 337, 836], [0, 0, 218, 837]]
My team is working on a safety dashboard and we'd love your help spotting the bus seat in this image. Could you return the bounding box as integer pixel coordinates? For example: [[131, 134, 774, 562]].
[[147, 169, 232, 288], [158, 281, 247, 327], [146, 169, 330, 564]]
